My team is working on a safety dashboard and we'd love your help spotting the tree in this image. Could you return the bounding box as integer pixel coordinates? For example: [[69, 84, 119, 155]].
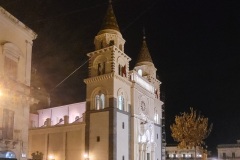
[[170, 108, 212, 159]]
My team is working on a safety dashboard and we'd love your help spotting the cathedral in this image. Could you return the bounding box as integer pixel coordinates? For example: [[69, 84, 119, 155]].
[[0, 1, 164, 160], [29, 2, 164, 160]]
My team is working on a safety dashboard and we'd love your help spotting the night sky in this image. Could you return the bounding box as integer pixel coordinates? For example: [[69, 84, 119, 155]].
[[1, 0, 240, 156]]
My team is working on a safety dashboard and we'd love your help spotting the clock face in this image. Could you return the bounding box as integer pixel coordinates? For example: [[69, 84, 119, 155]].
[[140, 101, 148, 115]]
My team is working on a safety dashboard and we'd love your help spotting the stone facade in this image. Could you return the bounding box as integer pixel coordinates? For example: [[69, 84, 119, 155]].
[[0, 6, 37, 160], [28, 2, 163, 160], [217, 140, 240, 159]]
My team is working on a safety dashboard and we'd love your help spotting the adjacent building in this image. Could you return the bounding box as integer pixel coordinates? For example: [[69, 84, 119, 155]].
[[217, 140, 240, 159], [0, 6, 37, 160], [28, 2, 163, 160], [166, 144, 207, 160]]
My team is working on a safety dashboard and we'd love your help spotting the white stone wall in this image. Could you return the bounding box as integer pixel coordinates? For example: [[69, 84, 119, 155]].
[[89, 111, 109, 160], [154, 125, 162, 160], [117, 112, 129, 160]]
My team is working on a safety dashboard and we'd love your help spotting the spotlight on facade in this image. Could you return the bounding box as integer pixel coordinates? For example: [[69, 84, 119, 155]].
[[0, 90, 3, 97], [84, 153, 89, 160], [48, 155, 55, 160]]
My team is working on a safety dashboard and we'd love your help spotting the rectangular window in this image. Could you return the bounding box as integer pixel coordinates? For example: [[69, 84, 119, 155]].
[[122, 156, 124, 160], [4, 56, 17, 79], [147, 153, 150, 160], [122, 122, 124, 129], [2, 109, 14, 139], [157, 134, 158, 139], [97, 136, 100, 142], [232, 152, 235, 158]]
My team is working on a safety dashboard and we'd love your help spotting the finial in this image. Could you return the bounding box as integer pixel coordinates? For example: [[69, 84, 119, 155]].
[[109, 0, 112, 4], [143, 27, 146, 40]]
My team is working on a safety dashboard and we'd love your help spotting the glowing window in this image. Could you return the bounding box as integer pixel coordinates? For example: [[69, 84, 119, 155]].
[[118, 96, 124, 110], [138, 69, 142, 76], [95, 93, 105, 110]]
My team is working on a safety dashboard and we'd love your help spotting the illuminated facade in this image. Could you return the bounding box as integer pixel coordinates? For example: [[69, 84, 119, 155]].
[[217, 140, 240, 159], [166, 145, 207, 160], [28, 2, 163, 160], [0, 7, 37, 160]]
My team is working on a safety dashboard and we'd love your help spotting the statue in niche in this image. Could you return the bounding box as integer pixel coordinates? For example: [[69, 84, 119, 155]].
[[97, 62, 105, 75]]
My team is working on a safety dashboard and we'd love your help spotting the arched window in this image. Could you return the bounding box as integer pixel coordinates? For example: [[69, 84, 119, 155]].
[[117, 57, 127, 77], [100, 93, 105, 109], [119, 44, 123, 51], [95, 95, 100, 110], [109, 40, 114, 46], [95, 93, 105, 110], [118, 96, 124, 110]]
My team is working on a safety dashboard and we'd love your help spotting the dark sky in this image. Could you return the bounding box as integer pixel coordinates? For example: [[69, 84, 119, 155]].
[[1, 0, 240, 156]]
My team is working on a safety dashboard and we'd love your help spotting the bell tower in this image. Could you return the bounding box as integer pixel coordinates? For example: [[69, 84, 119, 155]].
[[129, 31, 163, 160], [84, 1, 131, 160]]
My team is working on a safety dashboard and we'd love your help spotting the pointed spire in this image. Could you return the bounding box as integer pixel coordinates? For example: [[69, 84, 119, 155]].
[[135, 29, 153, 66], [100, 0, 120, 31]]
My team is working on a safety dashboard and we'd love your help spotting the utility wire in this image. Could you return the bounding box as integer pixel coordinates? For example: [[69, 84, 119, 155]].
[[44, 0, 158, 92], [50, 58, 89, 92], [122, 0, 158, 32], [34, 3, 105, 23]]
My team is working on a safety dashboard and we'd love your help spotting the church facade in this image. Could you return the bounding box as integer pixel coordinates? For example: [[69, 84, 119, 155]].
[[0, 6, 37, 160], [28, 2, 163, 160]]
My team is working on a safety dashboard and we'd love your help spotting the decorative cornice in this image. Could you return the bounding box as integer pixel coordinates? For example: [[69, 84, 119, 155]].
[[87, 46, 131, 61], [147, 75, 161, 84], [84, 73, 115, 84], [84, 72, 132, 86], [0, 7, 37, 40], [87, 46, 114, 57]]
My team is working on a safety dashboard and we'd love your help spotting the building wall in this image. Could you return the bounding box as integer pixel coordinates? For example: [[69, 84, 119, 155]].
[[217, 140, 240, 159], [34, 102, 86, 127], [89, 111, 109, 160], [0, 6, 37, 160], [28, 123, 85, 160], [154, 125, 162, 160], [130, 70, 162, 160], [116, 112, 129, 160]]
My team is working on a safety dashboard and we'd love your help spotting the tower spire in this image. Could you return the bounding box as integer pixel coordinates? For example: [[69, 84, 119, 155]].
[[100, 0, 120, 32], [143, 27, 146, 40], [135, 29, 153, 66]]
